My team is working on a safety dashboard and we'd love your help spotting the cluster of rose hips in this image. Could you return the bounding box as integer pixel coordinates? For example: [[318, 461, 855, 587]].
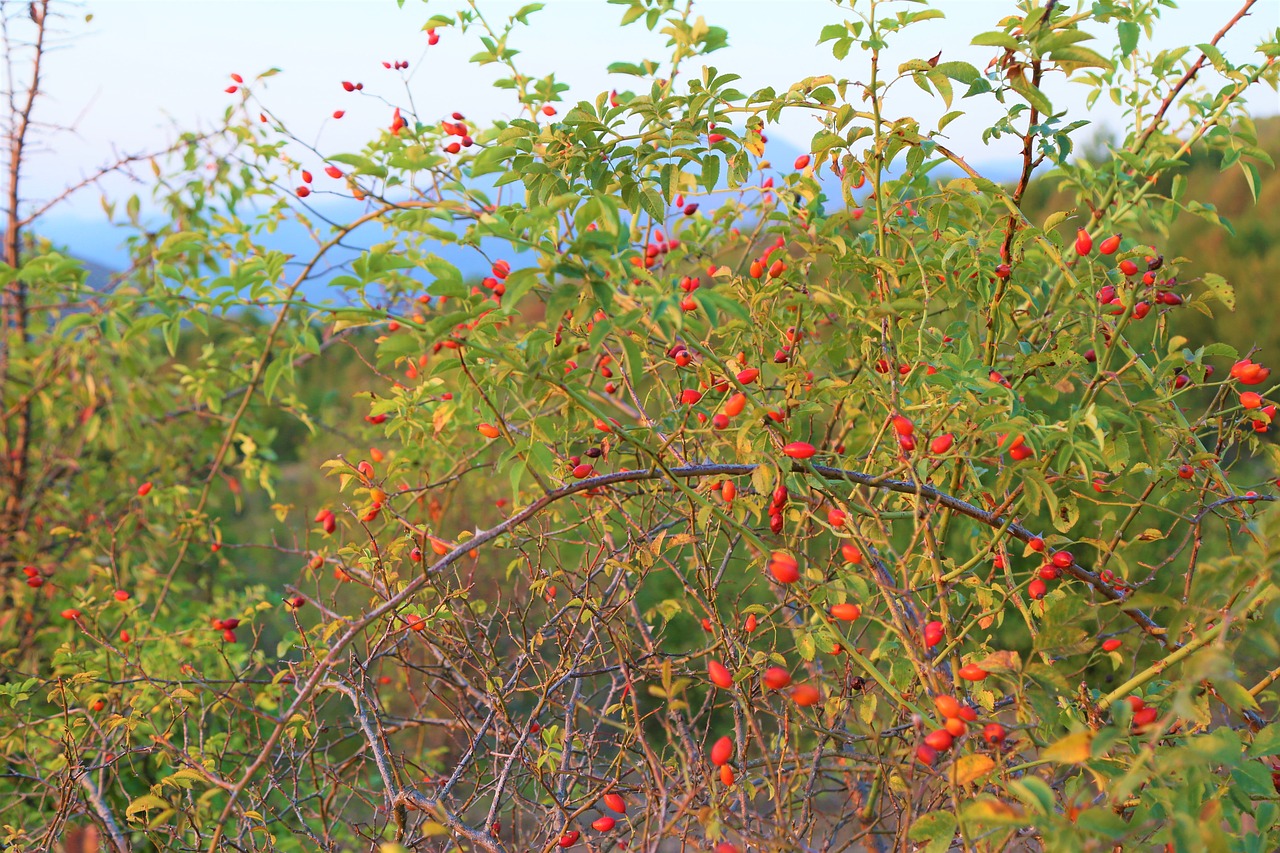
[[629, 229, 682, 272], [294, 164, 345, 198], [704, 664, 822, 786], [672, 193, 698, 217], [440, 112, 474, 153], [1028, 548, 1078, 601], [747, 235, 788, 280], [567, 442, 606, 480], [1082, 233, 1187, 323], [874, 357, 941, 379], [211, 616, 241, 643], [916, 693, 1008, 767], [544, 790, 628, 846]]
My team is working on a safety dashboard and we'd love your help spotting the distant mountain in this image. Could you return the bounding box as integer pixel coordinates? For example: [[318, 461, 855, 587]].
[[37, 137, 1024, 305]]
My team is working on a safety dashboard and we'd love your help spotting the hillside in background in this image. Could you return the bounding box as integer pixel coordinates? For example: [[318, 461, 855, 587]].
[[1021, 115, 1280, 364]]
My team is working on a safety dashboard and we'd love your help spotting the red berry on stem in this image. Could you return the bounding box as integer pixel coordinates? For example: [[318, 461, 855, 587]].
[[924, 729, 953, 752], [710, 735, 734, 766], [763, 666, 792, 690], [829, 603, 861, 621], [934, 695, 962, 719], [924, 620, 944, 648], [708, 660, 733, 688], [768, 552, 800, 584], [1075, 228, 1092, 254], [782, 441, 815, 459]]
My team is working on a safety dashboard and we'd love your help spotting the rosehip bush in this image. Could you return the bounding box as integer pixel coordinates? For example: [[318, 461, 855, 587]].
[[4, 1, 1280, 852]]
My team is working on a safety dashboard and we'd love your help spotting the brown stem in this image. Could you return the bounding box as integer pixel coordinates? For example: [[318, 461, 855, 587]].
[[0, 0, 49, 564]]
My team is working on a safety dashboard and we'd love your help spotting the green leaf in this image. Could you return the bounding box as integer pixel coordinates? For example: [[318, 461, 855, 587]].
[[972, 31, 1020, 50], [1249, 724, 1280, 758], [700, 154, 720, 192], [796, 630, 816, 662], [934, 61, 979, 85], [659, 163, 678, 203], [1216, 679, 1260, 714], [263, 358, 288, 402], [470, 145, 516, 177], [1200, 273, 1235, 310], [909, 812, 957, 853], [1241, 161, 1260, 203], [1042, 209, 1070, 234], [1048, 45, 1114, 72], [620, 333, 644, 393], [1117, 21, 1139, 56], [1197, 42, 1228, 72], [163, 316, 181, 357], [818, 23, 847, 44], [1008, 73, 1053, 115], [639, 189, 664, 223], [810, 130, 845, 156], [1073, 807, 1129, 839], [1009, 777, 1056, 815], [937, 110, 964, 132], [126, 794, 171, 818], [513, 3, 544, 24]]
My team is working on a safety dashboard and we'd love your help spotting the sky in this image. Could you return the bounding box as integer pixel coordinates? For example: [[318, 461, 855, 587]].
[[16, 0, 1280, 266]]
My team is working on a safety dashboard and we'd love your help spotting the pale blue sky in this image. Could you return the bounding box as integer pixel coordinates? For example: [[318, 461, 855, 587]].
[[24, 0, 1280, 221]]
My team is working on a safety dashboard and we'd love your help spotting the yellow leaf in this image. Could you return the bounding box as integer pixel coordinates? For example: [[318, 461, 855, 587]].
[[961, 797, 1024, 825], [421, 822, 450, 838], [951, 754, 996, 786], [432, 403, 454, 436], [160, 767, 207, 789], [1043, 730, 1094, 764], [125, 794, 170, 817], [975, 650, 1022, 673]]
